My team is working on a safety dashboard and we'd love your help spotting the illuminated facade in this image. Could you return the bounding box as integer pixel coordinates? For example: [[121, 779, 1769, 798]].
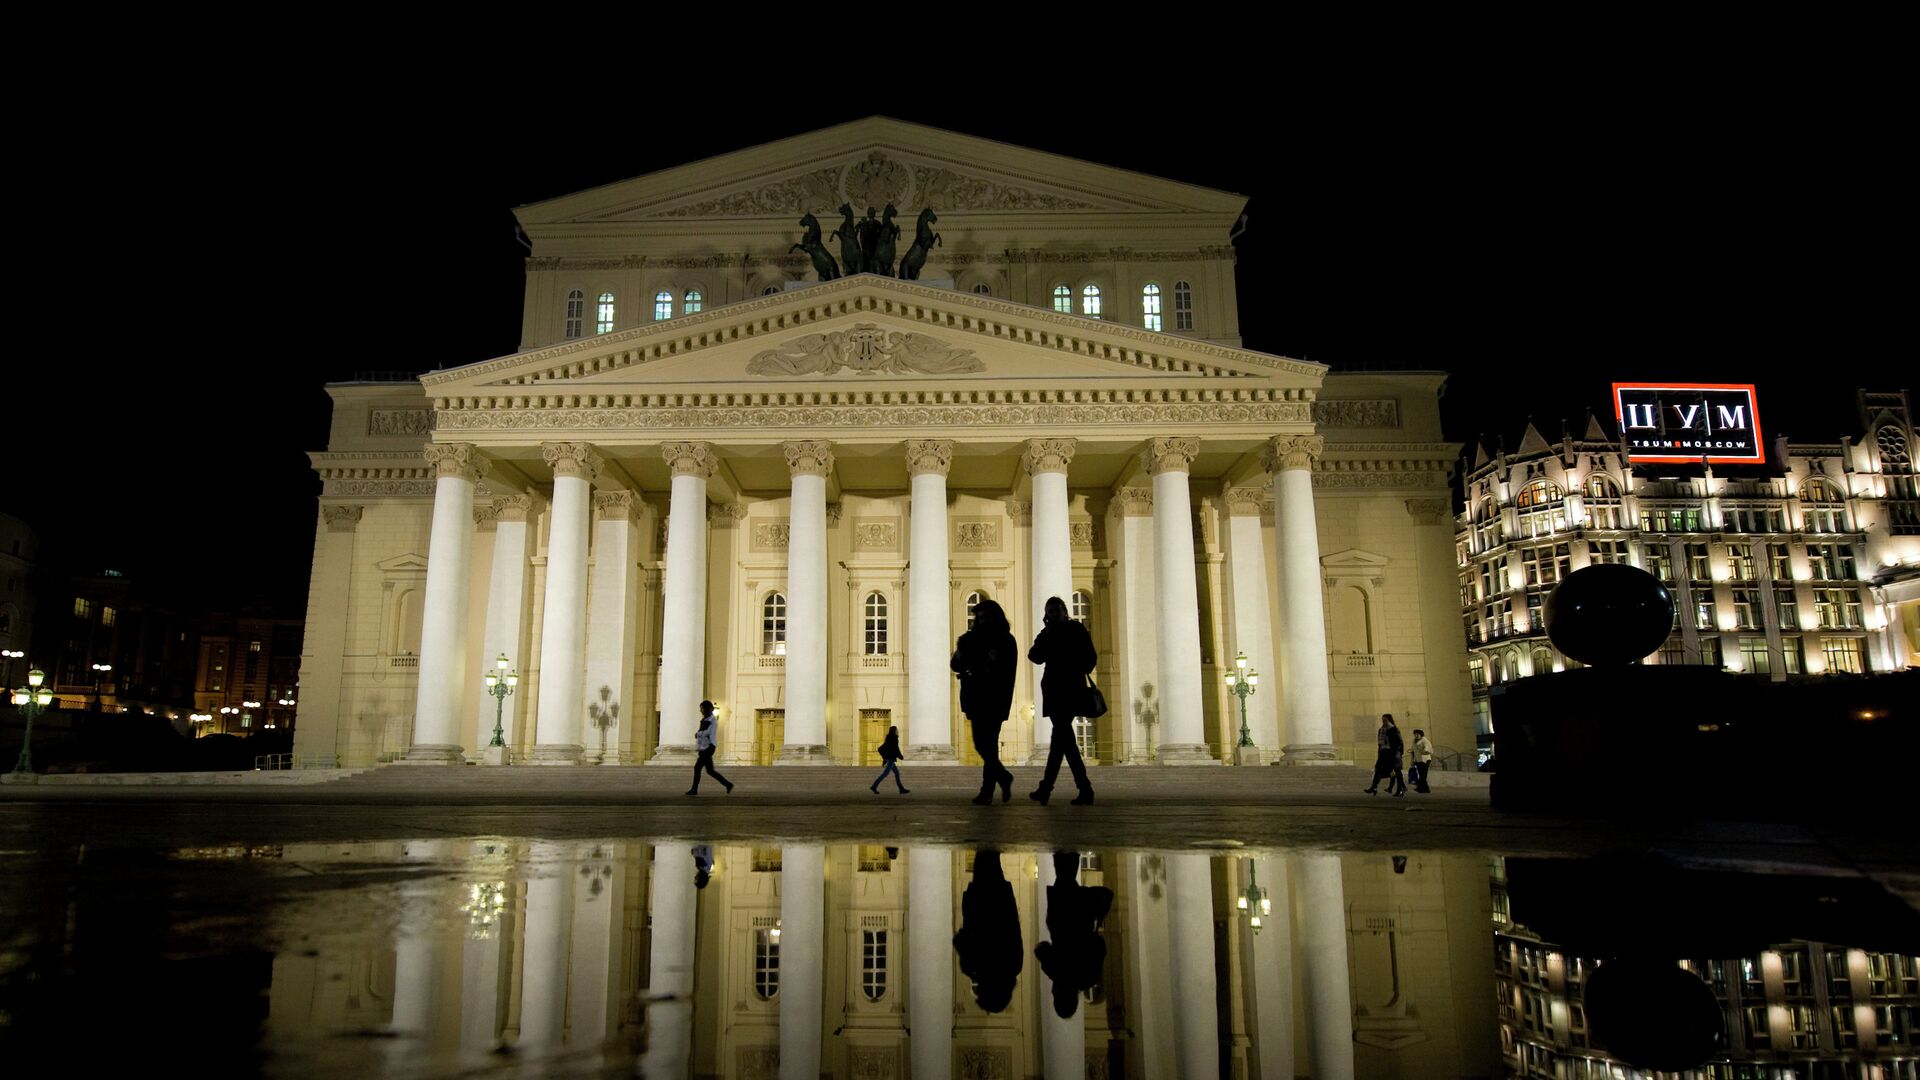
[[1457, 391, 1920, 744]]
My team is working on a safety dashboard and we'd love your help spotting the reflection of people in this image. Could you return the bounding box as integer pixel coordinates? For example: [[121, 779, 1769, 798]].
[[693, 845, 713, 889], [1028, 596, 1097, 805], [1033, 851, 1114, 1018], [869, 725, 909, 794], [686, 701, 734, 796], [953, 849, 1023, 1013], [952, 599, 1017, 804]]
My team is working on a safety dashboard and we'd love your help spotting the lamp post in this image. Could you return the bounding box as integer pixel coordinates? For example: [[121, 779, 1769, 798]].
[[90, 662, 113, 713], [9, 667, 54, 778], [1223, 652, 1260, 765], [1, 650, 22, 690], [483, 653, 518, 766], [1235, 858, 1272, 934]]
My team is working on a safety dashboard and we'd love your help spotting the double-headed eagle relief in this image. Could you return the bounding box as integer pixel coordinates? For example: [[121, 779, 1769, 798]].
[[747, 323, 984, 377], [792, 202, 941, 281]]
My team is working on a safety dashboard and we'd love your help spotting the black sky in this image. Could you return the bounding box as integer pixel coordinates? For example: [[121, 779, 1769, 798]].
[[3, 55, 1903, 613]]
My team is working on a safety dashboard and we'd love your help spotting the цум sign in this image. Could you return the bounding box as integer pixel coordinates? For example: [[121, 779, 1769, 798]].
[[1612, 383, 1764, 465]]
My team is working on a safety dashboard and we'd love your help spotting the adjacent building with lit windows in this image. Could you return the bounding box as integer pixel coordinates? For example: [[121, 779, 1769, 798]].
[[1457, 390, 1920, 745]]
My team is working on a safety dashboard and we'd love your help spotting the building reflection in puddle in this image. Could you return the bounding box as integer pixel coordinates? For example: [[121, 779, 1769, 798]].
[[252, 841, 1920, 1078]]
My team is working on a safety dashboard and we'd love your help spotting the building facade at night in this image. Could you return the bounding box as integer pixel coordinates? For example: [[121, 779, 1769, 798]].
[[1457, 391, 1920, 744], [294, 118, 1472, 769]]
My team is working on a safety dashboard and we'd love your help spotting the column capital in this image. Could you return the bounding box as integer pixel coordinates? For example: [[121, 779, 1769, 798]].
[[783, 440, 835, 478], [1109, 487, 1154, 517], [1404, 497, 1452, 525], [321, 504, 364, 532], [826, 502, 843, 526], [594, 490, 638, 519], [905, 439, 955, 477], [1005, 498, 1032, 526], [542, 441, 603, 482], [1262, 434, 1325, 473], [1022, 438, 1076, 476], [497, 493, 536, 522], [708, 502, 747, 525], [1224, 487, 1271, 516], [1144, 437, 1201, 476], [424, 442, 486, 482], [661, 441, 716, 478]]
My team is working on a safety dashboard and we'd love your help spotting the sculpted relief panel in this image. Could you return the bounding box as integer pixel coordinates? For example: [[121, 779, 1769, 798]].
[[748, 324, 984, 377], [659, 151, 1109, 218], [367, 409, 432, 437], [1312, 399, 1401, 429]]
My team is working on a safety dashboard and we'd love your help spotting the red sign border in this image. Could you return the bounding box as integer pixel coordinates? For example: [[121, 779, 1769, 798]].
[[1612, 382, 1765, 464]]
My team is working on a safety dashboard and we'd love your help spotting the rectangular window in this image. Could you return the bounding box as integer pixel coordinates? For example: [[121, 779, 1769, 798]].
[[861, 930, 888, 1001], [1699, 636, 1720, 667], [1589, 540, 1630, 564], [1645, 546, 1675, 583], [1731, 588, 1760, 629], [1776, 587, 1801, 631], [1173, 281, 1193, 331], [754, 929, 780, 1000], [101, 605, 117, 627], [1768, 542, 1793, 580], [1781, 636, 1803, 674], [1815, 588, 1861, 629], [1807, 543, 1856, 581], [1686, 543, 1712, 581], [1658, 639, 1689, 666], [858, 845, 894, 872], [1727, 544, 1755, 581], [1695, 594, 1716, 631], [73, 597, 92, 619], [1822, 636, 1865, 674], [751, 847, 782, 872], [1738, 636, 1770, 674]]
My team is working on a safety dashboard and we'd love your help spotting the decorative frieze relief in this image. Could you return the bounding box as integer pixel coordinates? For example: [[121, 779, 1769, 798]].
[[853, 520, 899, 549], [641, 152, 1111, 218], [367, 408, 431, 436], [1070, 521, 1095, 547], [752, 521, 791, 550], [954, 520, 1001, 550], [1311, 470, 1452, 491], [1404, 497, 1453, 523], [748, 324, 983, 377], [437, 400, 1312, 432], [327, 479, 436, 497], [320, 505, 364, 531], [1312, 399, 1401, 429]]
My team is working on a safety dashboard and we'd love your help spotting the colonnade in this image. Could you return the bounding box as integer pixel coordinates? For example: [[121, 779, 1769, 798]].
[[402, 434, 1337, 765]]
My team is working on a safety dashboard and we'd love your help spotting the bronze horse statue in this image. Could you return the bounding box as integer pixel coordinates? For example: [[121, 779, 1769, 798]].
[[790, 212, 840, 281], [832, 204, 865, 275], [870, 204, 900, 277], [898, 207, 942, 281]]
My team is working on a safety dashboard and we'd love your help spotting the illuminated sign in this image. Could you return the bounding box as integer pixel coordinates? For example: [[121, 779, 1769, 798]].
[[1613, 383, 1764, 464]]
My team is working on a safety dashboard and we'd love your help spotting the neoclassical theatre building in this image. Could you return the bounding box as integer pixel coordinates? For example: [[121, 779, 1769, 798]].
[[295, 118, 1470, 769]]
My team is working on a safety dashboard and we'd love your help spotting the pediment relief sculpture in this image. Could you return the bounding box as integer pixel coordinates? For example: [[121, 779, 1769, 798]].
[[659, 152, 1108, 218], [747, 323, 984, 377]]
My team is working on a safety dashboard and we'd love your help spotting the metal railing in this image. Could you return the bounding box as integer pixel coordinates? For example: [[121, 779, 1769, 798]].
[[253, 753, 339, 771]]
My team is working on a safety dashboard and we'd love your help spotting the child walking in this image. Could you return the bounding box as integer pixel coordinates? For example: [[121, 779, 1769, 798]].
[[870, 725, 909, 794]]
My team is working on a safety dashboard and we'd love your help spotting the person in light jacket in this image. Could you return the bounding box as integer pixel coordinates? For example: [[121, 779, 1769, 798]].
[[1409, 728, 1434, 793], [685, 700, 733, 796]]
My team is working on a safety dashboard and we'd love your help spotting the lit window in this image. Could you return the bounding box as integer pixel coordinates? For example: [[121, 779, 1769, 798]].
[[1738, 636, 1770, 674], [864, 592, 889, 655], [1515, 480, 1562, 508], [74, 597, 92, 619], [683, 289, 703, 315], [764, 285, 780, 295], [1070, 589, 1090, 622], [595, 292, 615, 334], [101, 606, 117, 628], [1141, 283, 1162, 331], [1082, 283, 1102, 318], [1173, 280, 1193, 331], [1073, 715, 1097, 760], [654, 290, 673, 321], [1800, 476, 1847, 533], [1052, 284, 1072, 314], [762, 592, 787, 655], [972, 283, 991, 296], [248, 640, 262, 653], [965, 590, 987, 631], [564, 289, 584, 339], [754, 929, 780, 1000], [862, 930, 888, 1001]]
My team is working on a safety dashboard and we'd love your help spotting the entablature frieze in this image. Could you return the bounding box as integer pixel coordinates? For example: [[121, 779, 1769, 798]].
[[310, 450, 434, 498]]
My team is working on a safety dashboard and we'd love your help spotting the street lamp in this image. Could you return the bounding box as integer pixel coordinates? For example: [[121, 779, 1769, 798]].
[[483, 654, 518, 765], [1, 650, 22, 689], [90, 662, 113, 712], [10, 668, 54, 776], [1223, 652, 1260, 764], [1236, 858, 1272, 934]]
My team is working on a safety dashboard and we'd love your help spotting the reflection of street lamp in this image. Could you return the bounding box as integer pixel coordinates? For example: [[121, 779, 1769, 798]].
[[10, 668, 54, 775], [483, 654, 518, 765], [1, 650, 22, 689], [1236, 858, 1272, 934], [1223, 652, 1260, 764], [461, 881, 509, 939], [189, 712, 212, 735], [90, 662, 113, 711]]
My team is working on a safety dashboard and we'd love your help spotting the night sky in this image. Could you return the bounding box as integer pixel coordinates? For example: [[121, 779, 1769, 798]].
[[3, 76, 1898, 615]]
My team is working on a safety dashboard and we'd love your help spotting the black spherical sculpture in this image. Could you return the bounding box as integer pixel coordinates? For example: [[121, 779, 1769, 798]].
[[1544, 563, 1675, 666], [1584, 958, 1724, 1070]]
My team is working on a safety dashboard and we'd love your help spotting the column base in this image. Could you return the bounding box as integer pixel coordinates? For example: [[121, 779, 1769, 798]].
[[905, 744, 959, 763], [1234, 744, 1264, 766], [1280, 743, 1341, 764], [395, 744, 467, 765], [645, 745, 697, 766], [774, 744, 834, 765], [1155, 743, 1222, 765], [526, 744, 584, 766], [482, 745, 514, 767]]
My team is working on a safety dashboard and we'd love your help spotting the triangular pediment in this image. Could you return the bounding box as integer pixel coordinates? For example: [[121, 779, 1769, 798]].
[[1321, 548, 1392, 573], [375, 553, 428, 573], [515, 117, 1246, 226], [425, 276, 1323, 396]]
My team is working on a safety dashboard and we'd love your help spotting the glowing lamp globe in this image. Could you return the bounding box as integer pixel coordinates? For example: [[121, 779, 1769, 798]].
[[1544, 563, 1675, 666]]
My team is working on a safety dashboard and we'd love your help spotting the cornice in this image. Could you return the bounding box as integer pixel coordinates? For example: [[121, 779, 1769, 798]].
[[435, 398, 1312, 434], [525, 247, 1233, 274]]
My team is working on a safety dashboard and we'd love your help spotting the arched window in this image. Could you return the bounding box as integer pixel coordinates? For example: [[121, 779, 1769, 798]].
[[764, 285, 781, 295], [965, 590, 987, 631], [564, 289, 585, 340], [1475, 499, 1496, 522], [1585, 474, 1621, 498], [754, 929, 780, 1000], [972, 282, 991, 296], [1070, 589, 1090, 622], [762, 592, 787, 655], [595, 292, 615, 334], [1532, 646, 1555, 675], [861, 930, 888, 1001], [1141, 283, 1162, 331], [683, 289, 703, 315], [1082, 283, 1102, 318], [1051, 284, 1072, 314], [864, 592, 889, 655], [1800, 475, 1846, 533], [1173, 280, 1194, 331], [1516, 479, 1563, 507], [654, 290, 673, 321], [1505, 648, 1523, 681], [1800, 476, 1843, 503]]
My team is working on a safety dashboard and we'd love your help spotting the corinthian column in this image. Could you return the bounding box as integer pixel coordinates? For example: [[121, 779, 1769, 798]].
[[1146, 438, 1216, 764], [1025, 438, 1076, 758], [1224, 489, 1281, 763], [531, 442, 601, 765], [1264, 435, 1336, 762], [907, 847, 954, 1080], [642, 845, 698, 1079], [907, 440, 957, 760], [779, 441, 834, 762], [650, 442, 713, 765], [1168, 852, 1221, 1078], [405, 443, 484, 764], [780, 844, 827, 1080], [473, 494, 535, 762]]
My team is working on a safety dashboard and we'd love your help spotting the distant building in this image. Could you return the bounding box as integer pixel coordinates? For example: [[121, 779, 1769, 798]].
[[41, 569, 201, 725], [0, 512, 35, 688], [193, 613, 304, 736], [1457, 390, 1920, 745]]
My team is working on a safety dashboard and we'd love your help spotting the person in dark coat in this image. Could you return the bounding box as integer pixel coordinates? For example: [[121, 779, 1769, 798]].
[[1365, 713, 1407, 796], [1027, 595, 1097, 805], [953, 849, 1023, 1013], [952, 598, 1018, 804], [869, 725, 908, 794], [1033, 851, 1114, 1018]]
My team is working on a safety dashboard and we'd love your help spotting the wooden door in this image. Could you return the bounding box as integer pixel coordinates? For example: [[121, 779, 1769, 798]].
[[859, 709, 891, 766], [755, 709, 785, 765]]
